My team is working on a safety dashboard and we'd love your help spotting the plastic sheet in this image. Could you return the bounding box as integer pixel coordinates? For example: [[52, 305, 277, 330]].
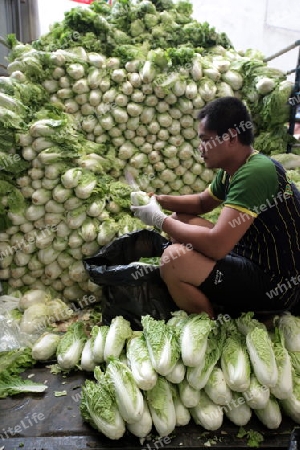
[[84, 229, 178, 329]]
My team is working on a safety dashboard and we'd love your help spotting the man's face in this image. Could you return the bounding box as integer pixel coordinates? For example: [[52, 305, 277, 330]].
[[198, 118, 229, 169]]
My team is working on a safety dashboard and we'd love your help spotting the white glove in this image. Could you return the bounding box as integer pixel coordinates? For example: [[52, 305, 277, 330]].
[[131, 196, 168, 229]]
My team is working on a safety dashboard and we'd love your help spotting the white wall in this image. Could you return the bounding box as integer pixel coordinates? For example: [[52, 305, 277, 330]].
[[37, 0, 300, 81], [191, 0, 300, 81], [37, 0, 90, 35]]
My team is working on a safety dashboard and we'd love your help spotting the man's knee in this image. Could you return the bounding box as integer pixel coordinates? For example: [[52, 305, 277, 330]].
[[160, 243, 192, 280]]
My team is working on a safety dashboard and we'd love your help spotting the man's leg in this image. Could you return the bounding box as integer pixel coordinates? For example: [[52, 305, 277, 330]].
[[160, 213, 216, 318]]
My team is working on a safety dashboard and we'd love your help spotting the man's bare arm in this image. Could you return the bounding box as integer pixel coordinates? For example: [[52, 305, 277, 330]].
[[156, 188, 222, 215], [162, 206, 255, 260]]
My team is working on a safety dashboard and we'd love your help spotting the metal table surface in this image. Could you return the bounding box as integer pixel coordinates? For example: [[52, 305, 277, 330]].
[[0, 365, 295, 450]]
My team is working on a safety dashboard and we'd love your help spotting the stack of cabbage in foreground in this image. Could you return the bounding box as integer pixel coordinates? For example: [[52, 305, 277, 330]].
[[26, 310, 300, 440], [0, 0, 298, 302]]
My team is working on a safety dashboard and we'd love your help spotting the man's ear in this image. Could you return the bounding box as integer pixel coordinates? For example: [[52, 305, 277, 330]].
[[228, 128, 239, 145]]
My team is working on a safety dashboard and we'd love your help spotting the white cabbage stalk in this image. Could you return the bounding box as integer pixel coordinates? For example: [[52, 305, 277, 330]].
[[64, 196, 83, 211], [31, 179, 42, 190], [38, 247, 60, 265], [74, 176, 97, 200], [88, 52, 106, 68], [27, 255, 43, 272], [69, 260, 89, 282], [61, 168, 83, 189], [31, 188, 51, 205], [178, 378, 200, 408], [190, 390, 223, 431], [56, 222, 71, 238], [32, 137, 55, 152], [32, 332, 61, 361], [67, 63, 85, 80], [75, 93, 88, 105], [19, 303, 49, 334], [22, 147, 39, 161], [7, 212, 27, 226], [270, 328, 293, 399], [89, 90, 102, 106], [35, 232, 54, 250], [165, 359, 186, 384], [86, 199, 106, 217], [221, 330, 251, 392], [142, 315, 180, 376], [60, 270, 74, 287], [172, 390, 191, 426], [45, 200, 65, 213], [52, 237, 68, 252], [59, 76, 71, 88], [125, 60, 139, 73], [68, 247, 83, 260], [280, 375, 300, 423], [180, 314, 213, 367], [6, 225, 20, 235], [44, 163, 66, 180], [254, 396, 282, 429], [146, 376, 176, 437], [17, 175, 31, 188], [104, 316, 132, 361], [17, 132, 33, 147], [67, 208, 87, 229], [56, 322, 87, 369], [57, 252, 74, 269], [191, 55, 203, 81], [246, 327, 278, 388], [127, 333, 158, 391], [0, 254, 13, 269], [81, 338, 96, 372], [277, 313, 300, 352], [81, 241, 99, 257], [14, 252, 31, 267], [11, 266, 27, 278], [222, 70, 243, 90], [242, 373, 270, 409], [52, 184, 72, 203], [28, 167, 44, 180], [63, 283, 86, 300], [80, 219, 98, 242], [205, 367, 232, 405], [106, 358, 144, 424], [224, 391, 252, 426], [45, 261, 62, 279], [68, 231, 83, 249], [256, 77, 276, 95], [81, 114, 97, 130], [126, 397, 153, 438], [52, 67, 65, 79], [90, 325, 109, 364]]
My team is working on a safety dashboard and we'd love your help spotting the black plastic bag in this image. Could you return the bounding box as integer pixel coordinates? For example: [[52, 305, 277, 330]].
[[83, 229, 178, 329]]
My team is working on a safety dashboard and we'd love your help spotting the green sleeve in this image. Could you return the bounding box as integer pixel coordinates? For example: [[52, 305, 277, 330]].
[[209, 169, 227, 201], [224, 159, 279, 217]]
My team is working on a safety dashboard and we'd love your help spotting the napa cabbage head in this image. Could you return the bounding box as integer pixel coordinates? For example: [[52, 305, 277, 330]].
[[56, 322, 87, 370], [246, 327, 278, 388], [221, 326, 251, 392], [141, 315, 180, 376], [180, 313, 213, 367], [277, 312, 300, 352], [80, 376, 125, 440]]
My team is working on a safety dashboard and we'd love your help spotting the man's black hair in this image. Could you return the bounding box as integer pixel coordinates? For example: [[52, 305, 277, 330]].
[[198, 97, 254, 145]]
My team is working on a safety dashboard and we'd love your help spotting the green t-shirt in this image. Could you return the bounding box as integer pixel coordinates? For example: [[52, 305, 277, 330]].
[[209, 152, 279, 217], [208, 152, 300, 297]]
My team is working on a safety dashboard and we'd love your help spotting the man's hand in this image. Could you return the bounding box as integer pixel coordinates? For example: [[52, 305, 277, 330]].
[[131, 196, 168, 229]]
